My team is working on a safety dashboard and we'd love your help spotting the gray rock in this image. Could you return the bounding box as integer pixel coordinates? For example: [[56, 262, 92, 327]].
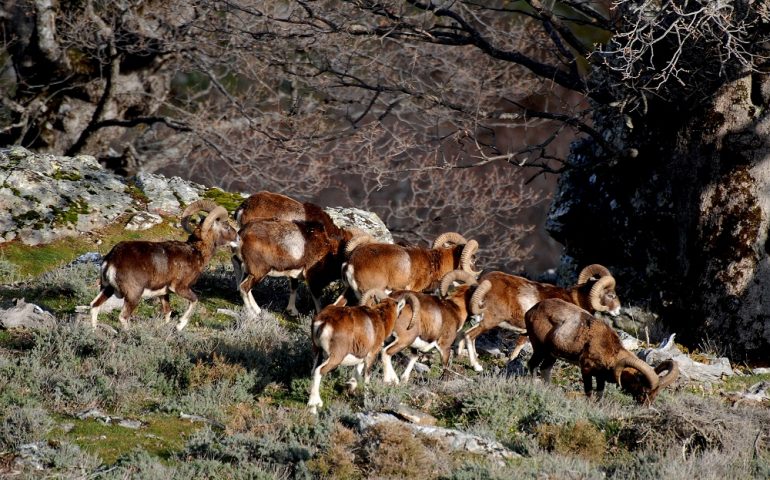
[[0, 147, 134, 245], [71, 252, 103, 265], [125, 211, 163, 231], [723, 381, 770, 405], [15, 442, 48, 471], [179, 412, 225, 429], [76, 408, 112, 423], [618, 330, 641, 351], [505, 358, 528, 377], [135, 172, 205, 215], [324, 206, 393, 243], [353, 412, 519, 461], [117, 419, 144, 429], [753, 367, 770, 375], [611, 305, 660, 337], [390, 404, 438, 426], [413, 362, 430, 374], [0, 299, 56, 329]]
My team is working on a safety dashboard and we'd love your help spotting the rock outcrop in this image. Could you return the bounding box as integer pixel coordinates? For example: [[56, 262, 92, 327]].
[[0, 146, 392, 245], [1, 146, 135, 245]]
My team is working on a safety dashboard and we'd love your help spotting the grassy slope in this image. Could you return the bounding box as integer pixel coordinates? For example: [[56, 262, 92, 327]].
[[0, 219, 769, 479]]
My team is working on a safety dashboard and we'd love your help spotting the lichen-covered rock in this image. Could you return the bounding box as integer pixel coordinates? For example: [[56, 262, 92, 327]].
[[353, 412, 519, 461], [125, 212, 163, 231], [0, 148, 395, 260], [0, 147, 134, 245], [0, 299, 56, 329], [324, 206, 393, 243], [134, 172, 205, 215]]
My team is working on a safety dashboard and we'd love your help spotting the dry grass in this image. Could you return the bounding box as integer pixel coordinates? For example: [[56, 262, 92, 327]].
[[307, 422, 362, 479], [358, 422, 452, 479], [536, 419, 607, 461]]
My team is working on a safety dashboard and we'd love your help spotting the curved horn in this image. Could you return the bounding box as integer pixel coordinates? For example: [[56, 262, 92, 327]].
[[460, 239, 481, 276], [470, 279, 491, 315], [578, 264, 612, 284], [654, 359, 679, 390], [402, 292, 420, 330], [439, 270, 478, 297], [360, 288, 388, 306], [589, 275, 616, 312], [345, 234, 375, 256], [614, 354, 659, 394], [201, 206, 229, 233], [432, 232, 467, 249], [181, 199, 220, 234]]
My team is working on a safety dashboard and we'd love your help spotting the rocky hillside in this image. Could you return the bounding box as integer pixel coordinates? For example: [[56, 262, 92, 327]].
[[0, 147, 769, 478]]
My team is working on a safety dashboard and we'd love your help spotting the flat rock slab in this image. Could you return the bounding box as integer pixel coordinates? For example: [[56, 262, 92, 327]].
[[353, 412, 519, 461], [0, 299, 56, 329]]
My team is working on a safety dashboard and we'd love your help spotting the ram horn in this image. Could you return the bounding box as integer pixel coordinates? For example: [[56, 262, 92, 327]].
[[181, 199, 221, 234], [654, 359, 679, 390], [614, 354, 658, 394], [588, 275, 616, 312], [345, 234, 375, 256], [360, 288, 388, 306], [469, 279, 492, 315], [578, 264, 612, 284], [401, 292, 421, 330], [637, 359, 679, 405], [202, 206, 230, 233], [460, 239, 481, 276], [439, 270, 478, 297], [432, 232, 467, 249]]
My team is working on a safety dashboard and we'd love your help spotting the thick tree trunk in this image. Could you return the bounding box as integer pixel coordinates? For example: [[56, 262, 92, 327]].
[[548, 72, 770, 358]]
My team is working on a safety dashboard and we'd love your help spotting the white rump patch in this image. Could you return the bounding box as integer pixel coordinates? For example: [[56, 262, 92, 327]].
[[517, 284, 540, 315], [316, 324, 334, 354], [105, 265, 118, 288], [283, 230, 305, 260]]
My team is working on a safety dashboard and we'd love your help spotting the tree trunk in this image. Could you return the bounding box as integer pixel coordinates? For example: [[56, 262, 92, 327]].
[[548, 71, 770, 358]]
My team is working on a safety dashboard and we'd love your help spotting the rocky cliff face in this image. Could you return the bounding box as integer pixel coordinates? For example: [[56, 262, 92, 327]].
[[0, 146, 392, 245]]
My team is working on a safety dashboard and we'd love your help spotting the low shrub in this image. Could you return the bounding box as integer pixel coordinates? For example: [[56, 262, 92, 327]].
[[536, 419, 607, 461], [0, 406, 54, 450]]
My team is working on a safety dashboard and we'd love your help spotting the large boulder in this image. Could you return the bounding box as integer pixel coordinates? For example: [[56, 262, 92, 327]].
[[0, 147, 134, 245], [324, 206, 393, 243]]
